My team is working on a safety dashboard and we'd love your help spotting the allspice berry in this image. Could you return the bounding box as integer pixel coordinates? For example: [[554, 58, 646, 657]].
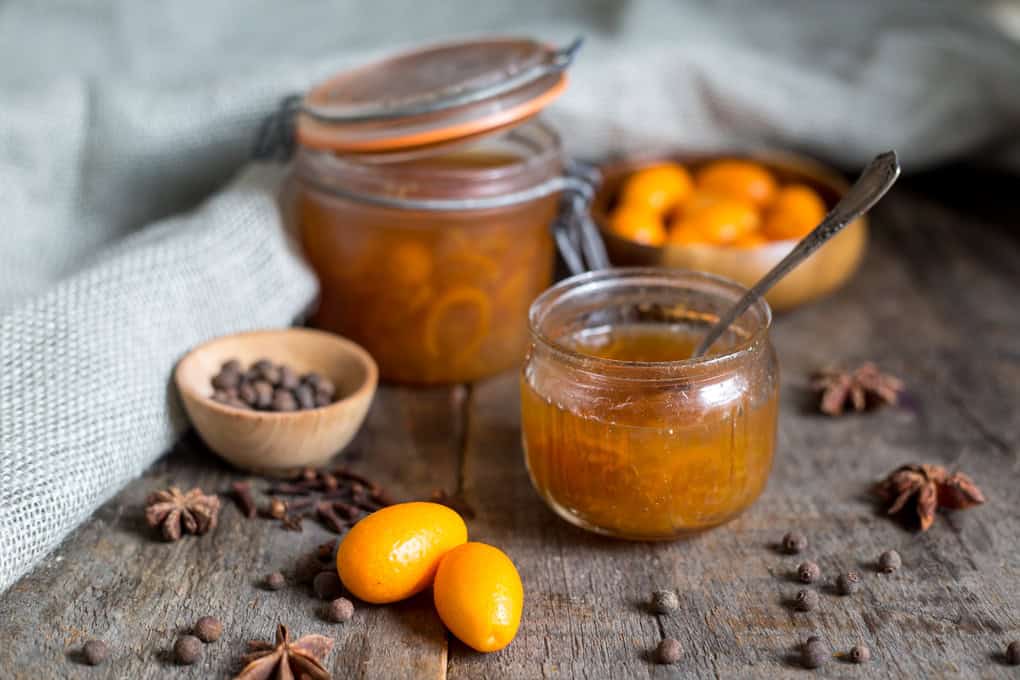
[[836, 571, 861, 596], [801, 636, 829, 669], [82, 639, 109, 666], [193, 616, 222, 643], [295, 384, 316, 410], [878, 550, 902, 574], [1006, 640, 1020, 666], [794, 589, 819, 612], [252, 380, 274, 409], [650, 589, 680, 614], [265, 571, 286, 591], [295, 553, 325, 584], [271, 389, 298, 412], [327, 597, 355, 623], [849, 644, 871, 663], [279, 365, 300, 390], [782, 531, 808, 554], [797, 561, 821, 584], [174, 635, 203, 665], [313, 570, 344, 601], [655, 638, 683, 665]]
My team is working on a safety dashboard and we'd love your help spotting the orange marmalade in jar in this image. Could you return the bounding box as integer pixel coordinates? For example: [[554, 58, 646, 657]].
[[286, 38, 595, 384], [521, 268, 778, 539]]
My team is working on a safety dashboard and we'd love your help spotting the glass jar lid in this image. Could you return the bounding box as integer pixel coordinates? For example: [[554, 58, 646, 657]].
[[296, 37, 580, 153]]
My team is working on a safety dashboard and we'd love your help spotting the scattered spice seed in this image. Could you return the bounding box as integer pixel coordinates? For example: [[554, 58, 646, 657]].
[[337, 469, 375, 489], [211, 360, 338, 412], [316, 502, 347, 534], [794, 589, 819, 612], [294, 554, 326, 585], [650, 589, 679, 614], [279, 366, 299, 390], [797, 561, 821, 584], [235, 624, 332, 680], [849, 644, 871, 663], [326, 597, 355, 623], [782, 531, 808, 554], [267, 498, 288, 520], [237, 466, 394, 534], [371, 487, 396, 507], [332, 501, 362, 522], [1006, 640, 1020, 666], [253, 381, 274, 409], [320, 472, 339, 491], [288, 499, 314, 514], [836, 571, 861, 596], [194, 616, 223, 643], [82, 639, 109, 666], [268, 482, 313, 496], [655, 638, 682, 665], [230, 481, 257, 519], [312, 571, 344, 601], [812, 362, 904, 415], [878, 550, 902, 573], [876, 463, 985, 532], [316, 541, 338, 562], [145, 487, 221, 541], [801, 636, 829, 669], [295, 385, 316, 410], [280, 515, 304, 532], [174, 635, 203, 665], [271, 389, 298, 412], [265, 572, 286, 591]]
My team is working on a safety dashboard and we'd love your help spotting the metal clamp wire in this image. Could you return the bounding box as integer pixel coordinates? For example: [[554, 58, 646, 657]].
[[297, 173, 595, 212], [301, 37, 585, 124], [252, 94, 301, 161]]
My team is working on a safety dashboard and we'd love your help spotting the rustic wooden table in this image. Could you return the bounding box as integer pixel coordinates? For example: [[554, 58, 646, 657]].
[[1, 169, 1018, 679]]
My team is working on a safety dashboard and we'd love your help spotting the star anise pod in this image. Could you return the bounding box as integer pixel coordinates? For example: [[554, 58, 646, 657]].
[[812, 362, 904, 416], [875, 463, 985, 531], [235, 624, 333, 680], [144, 486, 221, 541]]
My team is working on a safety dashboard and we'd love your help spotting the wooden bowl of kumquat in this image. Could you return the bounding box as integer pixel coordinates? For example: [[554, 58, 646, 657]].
[[593, 150, 868, 311]]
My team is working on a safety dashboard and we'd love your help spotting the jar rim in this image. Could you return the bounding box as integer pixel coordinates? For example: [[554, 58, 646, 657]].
[[528, 267, 773, 380], [294, 118, 563, 206]]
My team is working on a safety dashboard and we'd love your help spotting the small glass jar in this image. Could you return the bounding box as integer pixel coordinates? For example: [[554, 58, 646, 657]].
[[521, 268, 779, 540], [295, 121, 561, 384]]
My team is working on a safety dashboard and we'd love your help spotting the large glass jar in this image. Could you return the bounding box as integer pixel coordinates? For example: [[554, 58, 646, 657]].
[[278, 37, 598, 384], [521, 268, 779, 540], [295, 121, 561, 384]]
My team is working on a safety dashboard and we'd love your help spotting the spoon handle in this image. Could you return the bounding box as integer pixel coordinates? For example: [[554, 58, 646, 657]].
[[692, 150, 901, 358]]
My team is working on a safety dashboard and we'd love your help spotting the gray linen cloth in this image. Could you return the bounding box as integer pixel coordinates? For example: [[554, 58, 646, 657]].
[[1, 0, 1018, 593]]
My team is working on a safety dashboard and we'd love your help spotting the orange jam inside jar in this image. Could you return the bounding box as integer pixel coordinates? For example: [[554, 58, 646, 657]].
[[521, 269, 779, 539], [294, 122, 561, 383], [284, 37, 587, 384]]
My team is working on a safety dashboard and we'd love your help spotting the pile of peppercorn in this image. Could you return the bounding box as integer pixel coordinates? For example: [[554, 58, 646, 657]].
[[210, 358, 337, 412]]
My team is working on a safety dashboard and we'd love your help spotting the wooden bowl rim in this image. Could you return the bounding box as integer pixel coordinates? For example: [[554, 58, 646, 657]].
[[593, 147, 867, 252], [174, 327, 379, 422]]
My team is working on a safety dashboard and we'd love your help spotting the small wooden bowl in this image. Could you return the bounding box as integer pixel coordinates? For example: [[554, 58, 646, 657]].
[[174, 328, 378, 475], [594, 149, 868, 311]]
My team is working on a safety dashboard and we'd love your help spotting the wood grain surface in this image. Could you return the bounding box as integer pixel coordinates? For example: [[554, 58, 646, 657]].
[[1, 170, 1018, 679]]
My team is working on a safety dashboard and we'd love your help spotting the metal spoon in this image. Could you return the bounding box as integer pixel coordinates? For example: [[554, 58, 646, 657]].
[[692, 150, 901, 358]]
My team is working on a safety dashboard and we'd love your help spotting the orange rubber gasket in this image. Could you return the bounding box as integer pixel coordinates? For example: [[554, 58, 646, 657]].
[[296, 75, 567, 153]]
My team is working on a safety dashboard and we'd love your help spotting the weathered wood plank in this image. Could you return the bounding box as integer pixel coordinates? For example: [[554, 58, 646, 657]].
[[0, 386, 463, 679], [0, 173, 1018, 679], [443, 180, 1020, 678]]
